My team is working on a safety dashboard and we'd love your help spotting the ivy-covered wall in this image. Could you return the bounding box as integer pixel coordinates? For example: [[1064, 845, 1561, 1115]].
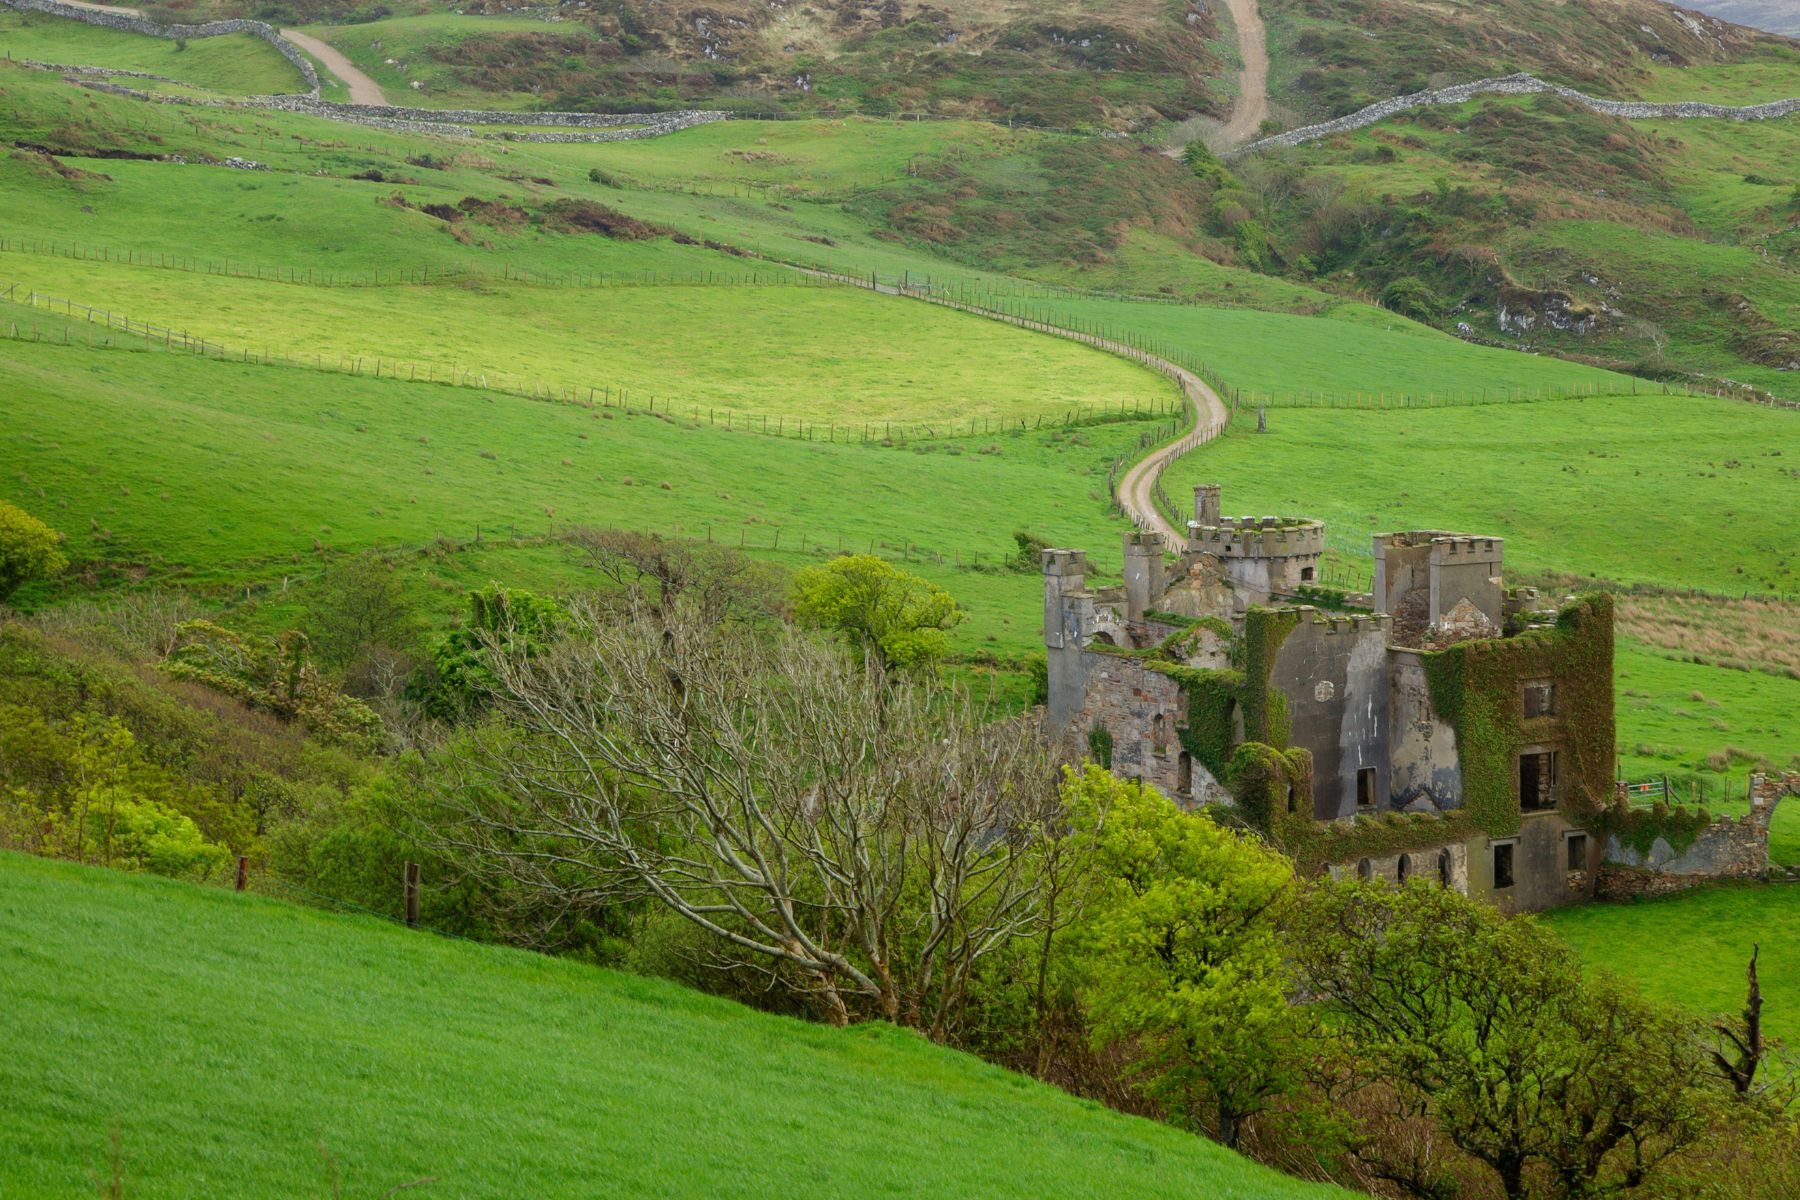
[[1420, 594, 1615, 837]]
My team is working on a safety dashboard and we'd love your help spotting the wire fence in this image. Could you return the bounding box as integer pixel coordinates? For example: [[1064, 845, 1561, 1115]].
[[0, 279, 1184, 443]]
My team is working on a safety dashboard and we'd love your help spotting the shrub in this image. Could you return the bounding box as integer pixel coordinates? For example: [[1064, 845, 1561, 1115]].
[[1377, 275, 1445, 322], [0, 501, 66, 603]]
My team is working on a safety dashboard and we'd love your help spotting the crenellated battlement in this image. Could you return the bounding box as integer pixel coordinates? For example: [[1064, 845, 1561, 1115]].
[[1187, 517, 1327, 560], [1430, 536, 1503, 562], [1041, 548, 1089, 576], [1296, 606, 1393, 637]]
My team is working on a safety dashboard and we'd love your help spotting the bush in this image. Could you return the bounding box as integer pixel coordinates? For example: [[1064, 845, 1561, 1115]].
[[1377, 275, 1445, 322], [0, 501, 66, 603]]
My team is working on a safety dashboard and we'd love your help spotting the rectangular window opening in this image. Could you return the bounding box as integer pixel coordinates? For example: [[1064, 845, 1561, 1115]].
[[1524, 681, 1556, 719], [1493, 842, 1515, 889], [1566, 833, 1588, 873], [1300, 566, 1316, 582], [1356, 767, 1378, 810], [1520, 751, 1558, 812]]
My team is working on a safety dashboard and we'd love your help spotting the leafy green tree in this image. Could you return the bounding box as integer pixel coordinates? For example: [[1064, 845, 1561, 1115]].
[[304, 552, 420, 671], [1069, 767, 1304, 1149], [0, 501, 66, 603], [426, 585, 563, 717], [1292, 880, 1714, 1200], [792, 555, 962, 670]]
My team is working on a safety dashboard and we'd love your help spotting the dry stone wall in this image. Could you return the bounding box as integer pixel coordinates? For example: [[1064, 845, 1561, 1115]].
[[1234, 72, 1800, 157], [256, 97, 728, 142], [2, 0, 320, 95]]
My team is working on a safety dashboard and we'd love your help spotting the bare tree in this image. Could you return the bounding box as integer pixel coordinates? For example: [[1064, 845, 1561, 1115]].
[[418, 595, 1069, 1033], [563, 527, 785, 625]]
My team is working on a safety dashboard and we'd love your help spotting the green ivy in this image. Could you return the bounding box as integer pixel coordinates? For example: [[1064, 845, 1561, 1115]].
[[1227, 743, 1312, 835], [1420, 594, 1615, 838], [1088, 724, 1115, 770], [1240, 608, 1299, 748], [1156, 665, 1246, 782], [1595, 801, 1713, 860], [1278, 809, 1480, 874]]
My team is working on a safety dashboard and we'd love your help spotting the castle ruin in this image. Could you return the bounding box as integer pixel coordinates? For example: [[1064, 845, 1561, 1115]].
[[1044, 485, 1618, 913]]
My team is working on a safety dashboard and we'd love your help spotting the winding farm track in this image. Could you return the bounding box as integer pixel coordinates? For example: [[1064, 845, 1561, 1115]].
[[279, 28, 385, 105], [815, 273, 1230, 545], [1217, 0, 1271, 147]]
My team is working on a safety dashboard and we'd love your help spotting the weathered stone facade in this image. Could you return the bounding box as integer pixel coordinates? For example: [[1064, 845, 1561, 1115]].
[[1044, 485, 1631, 914]]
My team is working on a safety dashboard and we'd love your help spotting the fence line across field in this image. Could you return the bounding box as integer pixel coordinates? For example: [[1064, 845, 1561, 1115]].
[[0, 281, 1184, 442]]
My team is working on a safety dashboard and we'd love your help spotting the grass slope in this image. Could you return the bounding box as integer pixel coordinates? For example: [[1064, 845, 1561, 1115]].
[[0, 254, 1169, 424], [1615, 642, 1800, 816], [0, 336, 1151, 639], [1164, 395, 1800, 595], [1547, 883, 1800, 1041], [0, 10, 305, 95], [0, 852, 1345, 1199]]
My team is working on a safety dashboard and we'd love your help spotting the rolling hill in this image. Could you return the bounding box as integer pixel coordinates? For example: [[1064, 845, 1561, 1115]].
[[0, 851, 1349, 1199]]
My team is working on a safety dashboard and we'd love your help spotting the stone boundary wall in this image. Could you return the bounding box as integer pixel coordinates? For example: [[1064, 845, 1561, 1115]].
[[4, 0, 730, 144], [255, 96, 729, 142], [2, 0, 320, 96], [55, 73, 729, 141], [1233, 72, 1800, 157]]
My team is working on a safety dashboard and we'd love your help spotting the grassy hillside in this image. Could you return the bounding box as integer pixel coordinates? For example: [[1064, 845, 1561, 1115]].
[[1262, 0, 1798, 122], [1547, 883, 1800, 1041], [0, 852, 1346, 1199], [0, 9, 306, 95], [0, 333, 1156, 662], [1163, 395, 1800, 594]]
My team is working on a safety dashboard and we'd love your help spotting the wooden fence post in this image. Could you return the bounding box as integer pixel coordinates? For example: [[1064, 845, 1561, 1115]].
[[404, 861, 421, 928], [235, 856, 248, 892]]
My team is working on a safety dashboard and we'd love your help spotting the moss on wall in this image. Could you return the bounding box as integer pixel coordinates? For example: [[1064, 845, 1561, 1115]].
[[1277, 809, 1479, 874], [1420, 593, 1615, 838], [1596, 800, 1713, 859], [1087, 724, 1114, 770]]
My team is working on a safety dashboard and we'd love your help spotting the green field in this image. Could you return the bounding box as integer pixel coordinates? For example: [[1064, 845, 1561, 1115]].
[[1616, 642, 1800, 812], [305, 12, 605, 109], [974, 292, 1638, 400], [0, 10, 305, 95], [0, 335, 1150, 636], [0, 852, 1344, 1199], [0, 254, 1170, 423], [1547, 883, 1800, 1042], [1165, 395, 1800, 595]]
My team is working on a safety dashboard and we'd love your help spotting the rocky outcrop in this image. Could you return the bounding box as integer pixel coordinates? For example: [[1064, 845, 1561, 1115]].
[[1233, 72, 1800, 157]]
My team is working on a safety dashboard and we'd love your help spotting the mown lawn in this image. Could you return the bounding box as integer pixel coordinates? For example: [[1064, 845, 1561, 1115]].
[[0, 852, 1348, 1199], [0, 10, 305, 94]]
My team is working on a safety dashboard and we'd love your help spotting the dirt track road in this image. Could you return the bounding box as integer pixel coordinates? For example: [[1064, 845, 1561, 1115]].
[[281, 28, 386, 104], [1217, 0, 1270, 146]]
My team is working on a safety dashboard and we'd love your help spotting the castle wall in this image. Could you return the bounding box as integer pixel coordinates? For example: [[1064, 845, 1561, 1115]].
[[1604, 818, 1769, 878], [1070, 655, 1228, 805], [1430, 538, 1504, 630], [1326, 840, 1469, 894], [1388, 650, 1462, 811], [1467, 813, 1596, 914], [1267, 610, 1391, 820]]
